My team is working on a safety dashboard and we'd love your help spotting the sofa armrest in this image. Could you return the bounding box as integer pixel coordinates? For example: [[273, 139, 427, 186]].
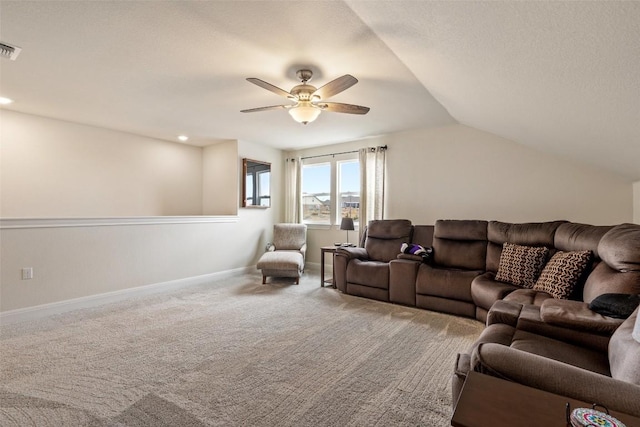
[[336, 246, 369, 260], [397, 253, 423, 262], [334, 247, 369, 293], [487, 300, 523, 327], [540, 299, 623, 335], [471, 272, 520, 312], [472, 343, 640, 417], [299, 243, 307, 260], [452, 352, 472, 408]]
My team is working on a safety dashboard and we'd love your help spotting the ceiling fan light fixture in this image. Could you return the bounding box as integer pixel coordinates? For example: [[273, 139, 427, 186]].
[[288, 102, 321, 125]]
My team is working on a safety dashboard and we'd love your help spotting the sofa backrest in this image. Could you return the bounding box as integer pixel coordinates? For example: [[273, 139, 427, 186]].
[[554, 223, 613, 260], [486, 221, 566, 273], [273, 223, 307, 250], [552, 223, 614, 299], [412, 225, 434, 248], [583, 223, 640, 303], [609, 307, 640, 385], [432, 220, 488, 270], [365, 219, 413, 262]]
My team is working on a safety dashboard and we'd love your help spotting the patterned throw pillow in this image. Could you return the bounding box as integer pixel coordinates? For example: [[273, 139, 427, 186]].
[[534, 250, 592, 299], [495, 243, 550, 288]]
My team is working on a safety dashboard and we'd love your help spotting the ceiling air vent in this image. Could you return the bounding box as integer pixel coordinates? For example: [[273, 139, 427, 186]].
[[0, 42, 22, 60]]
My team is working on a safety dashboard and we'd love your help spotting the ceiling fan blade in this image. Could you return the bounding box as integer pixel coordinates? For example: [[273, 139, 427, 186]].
[[246, 78, 293, 99], [241, 105, 289, 113], [312, 75, 358, 99], [318, 102, 370, 115]]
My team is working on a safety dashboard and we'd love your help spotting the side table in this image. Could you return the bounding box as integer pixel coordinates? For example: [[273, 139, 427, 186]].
[[451, 371, 640, 427], [320, 246, 338, 288]]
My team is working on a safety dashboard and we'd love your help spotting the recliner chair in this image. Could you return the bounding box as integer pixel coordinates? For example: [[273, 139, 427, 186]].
[[452, 307, 640, 417], [334, 219, 412, 302]]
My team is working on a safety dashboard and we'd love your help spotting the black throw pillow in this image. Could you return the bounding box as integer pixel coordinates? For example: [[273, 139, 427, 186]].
[[588, 293, 640, 319]]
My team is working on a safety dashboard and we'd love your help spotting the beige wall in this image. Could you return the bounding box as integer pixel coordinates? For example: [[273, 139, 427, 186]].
[[203, 140, 239, 215], [634, 181, 640, 224], [385, 125, 632, 225], [0, 115, 283, 312], [293, 125, 633, 265], [2, 114, 632, 312], [1, 110, 204, 217]]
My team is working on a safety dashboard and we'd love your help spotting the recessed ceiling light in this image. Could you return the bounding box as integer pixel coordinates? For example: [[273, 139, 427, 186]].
[[0, 97, 14, 105], [178, 135, 189, 142]]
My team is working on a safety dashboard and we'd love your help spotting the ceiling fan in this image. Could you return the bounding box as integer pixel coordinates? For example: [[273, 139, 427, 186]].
[[241, 69, 370, 124]]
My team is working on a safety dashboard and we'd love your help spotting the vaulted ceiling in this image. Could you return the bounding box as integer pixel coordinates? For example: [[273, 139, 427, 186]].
[[1, 1, 639, 181]]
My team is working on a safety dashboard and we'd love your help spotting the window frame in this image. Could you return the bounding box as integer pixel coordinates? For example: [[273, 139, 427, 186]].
[[301, 153, 359, 229]]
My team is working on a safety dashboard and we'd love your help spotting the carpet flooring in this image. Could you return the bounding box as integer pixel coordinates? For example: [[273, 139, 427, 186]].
[[0, 271, 483, 426]]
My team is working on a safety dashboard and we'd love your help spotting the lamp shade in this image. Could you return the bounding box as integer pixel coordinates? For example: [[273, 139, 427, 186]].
[[288, 102, 321, 124], [340, 217, 355, 231]]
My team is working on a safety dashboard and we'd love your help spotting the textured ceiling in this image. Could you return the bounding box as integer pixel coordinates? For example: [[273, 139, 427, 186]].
[[1, 1, 639, 180], [346, 1, 640, 181], [0, 1, 453, 150]]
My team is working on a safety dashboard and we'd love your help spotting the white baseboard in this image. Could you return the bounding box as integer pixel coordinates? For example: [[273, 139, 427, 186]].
[[0, 266, 254, 325], [305, 262, 321, 271]]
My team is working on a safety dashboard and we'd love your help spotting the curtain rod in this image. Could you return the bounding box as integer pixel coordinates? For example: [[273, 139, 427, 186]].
[[300, 145, 387, 161]]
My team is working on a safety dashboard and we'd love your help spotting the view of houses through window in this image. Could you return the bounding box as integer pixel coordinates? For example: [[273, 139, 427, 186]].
[[302, 159, 359, 225]]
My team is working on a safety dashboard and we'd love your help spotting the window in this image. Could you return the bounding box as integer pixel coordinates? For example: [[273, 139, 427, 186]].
[[338, 160, 360, 224], [301, 155, 359, 226], [258, 170, 270, 206], [302, 162, 331, 223], [245, 174, 254, 206]]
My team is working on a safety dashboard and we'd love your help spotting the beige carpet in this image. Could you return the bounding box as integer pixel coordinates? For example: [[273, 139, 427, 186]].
[[0, 271, 483, 426]]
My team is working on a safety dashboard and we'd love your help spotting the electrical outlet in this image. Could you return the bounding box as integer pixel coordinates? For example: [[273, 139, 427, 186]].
[[21, 267, 33, 280]]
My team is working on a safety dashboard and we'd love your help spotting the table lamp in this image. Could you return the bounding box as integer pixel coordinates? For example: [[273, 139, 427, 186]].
[[340, 217, 355, 245]]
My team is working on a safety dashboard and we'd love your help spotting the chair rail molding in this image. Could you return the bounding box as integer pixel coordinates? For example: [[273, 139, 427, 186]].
[[0, 216, 239, 229]]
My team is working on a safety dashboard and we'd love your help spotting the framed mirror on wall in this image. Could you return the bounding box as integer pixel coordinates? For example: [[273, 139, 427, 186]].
[[242, 158, 271, 208]]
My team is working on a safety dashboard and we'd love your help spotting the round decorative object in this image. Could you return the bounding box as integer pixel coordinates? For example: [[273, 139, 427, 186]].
[[570, 408, 626, 427]]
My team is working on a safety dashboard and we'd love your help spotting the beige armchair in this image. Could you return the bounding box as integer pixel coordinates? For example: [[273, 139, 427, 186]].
[[257, 223, 307, 284]]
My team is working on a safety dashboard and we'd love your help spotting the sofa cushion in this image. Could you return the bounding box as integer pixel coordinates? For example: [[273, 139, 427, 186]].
[[486, 221, 565, 272], [510, 329, 611, 376], [582, 262, 640, 304], [598, 223, 640, 272], [495, 243, 549, 288], [365, 219, 413, 262], [503, 288, 553, 306], [415, 264, 481, 302], [517, 304, 612, 352], [554, 223, 613, 260], [539, 299, 623, 334], [488, 220, 564, 246], [434, 219, 488, 241], [433, 239, 488, 271], [346, 259, 389, 289], [432, 220, 488, 270], [471, 272, 519, 312], [533, 250, 592, 299]]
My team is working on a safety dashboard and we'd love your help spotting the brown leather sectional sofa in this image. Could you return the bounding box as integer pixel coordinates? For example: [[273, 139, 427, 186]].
[[335, 219, 639, 323], [334, 219, 640, 417]]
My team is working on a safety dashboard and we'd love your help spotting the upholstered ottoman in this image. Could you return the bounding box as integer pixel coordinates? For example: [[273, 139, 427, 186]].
[[257, 251, 305, 284]]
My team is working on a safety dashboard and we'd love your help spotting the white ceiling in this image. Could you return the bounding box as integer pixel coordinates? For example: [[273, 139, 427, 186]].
[[1, 1, 639, 181]]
